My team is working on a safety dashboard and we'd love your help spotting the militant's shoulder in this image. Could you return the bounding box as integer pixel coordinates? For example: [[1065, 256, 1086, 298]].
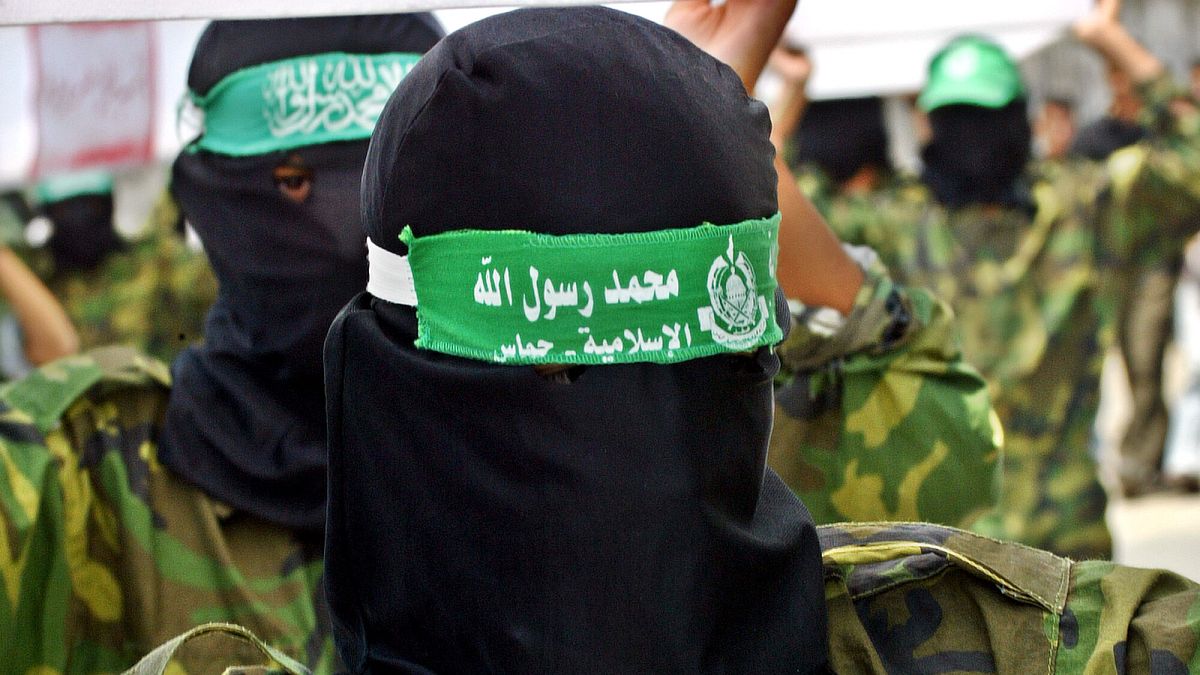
[[0, 346, 170, 436]]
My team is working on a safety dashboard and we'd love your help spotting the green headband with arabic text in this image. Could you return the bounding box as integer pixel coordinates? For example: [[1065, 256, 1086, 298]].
[[366, 214, 784, 365], [189, 51, 423, 156]]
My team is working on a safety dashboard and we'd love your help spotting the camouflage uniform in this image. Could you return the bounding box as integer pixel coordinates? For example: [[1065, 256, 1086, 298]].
[[807, 77, 1200, 561], [126, 520, 1200, 674], [1108, 78, 1200, 493], [822, 522, 1200, 673], [0, 348, 333, 674], [24, 191, 217, 364], [771, 245, 1002, 529]]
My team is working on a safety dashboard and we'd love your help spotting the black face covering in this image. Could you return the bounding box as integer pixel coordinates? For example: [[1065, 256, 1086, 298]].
[[159, 14, 444, 532], [1069, 115, 1147, 161], [921, 101, 1034, 210], [792, 96, 891, 185], [44, 193, 123, 273], [325, 7, 827, 673]]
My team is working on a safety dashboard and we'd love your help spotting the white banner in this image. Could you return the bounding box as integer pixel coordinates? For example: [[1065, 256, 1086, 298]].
[[1, 0, 620, 25], [783, 0, 1093, 98], [0, 1, 1092, 187], [29, 22, 156, 179]]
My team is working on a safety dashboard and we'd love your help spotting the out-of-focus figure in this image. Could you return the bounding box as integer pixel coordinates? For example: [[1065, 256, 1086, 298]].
[[27, 171, 216, 363], [785, 0, 1200, 559], [754, 41, 1003, 531], [1035, 97, 1078, 160], [1068, 36, 1193, 497], [0, 240, 78, 379]]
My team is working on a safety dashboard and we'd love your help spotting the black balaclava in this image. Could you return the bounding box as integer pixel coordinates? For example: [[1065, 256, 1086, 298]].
[[160, 15, 444, 532], [324, 7, 827, 673], [921, 100, 1034, 210], [1069, 115, 1147, 160], [43, 192, 124, 273], [792, 96, 891, 184]]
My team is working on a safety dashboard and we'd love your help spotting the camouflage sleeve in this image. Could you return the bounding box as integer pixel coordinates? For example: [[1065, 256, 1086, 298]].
[[770, 246, 1002, 528], [1136, 73, 1200, 144], [821, 521, 1200, 673], [0, 347, 334, 674], [1102, 74, 1200, 265]]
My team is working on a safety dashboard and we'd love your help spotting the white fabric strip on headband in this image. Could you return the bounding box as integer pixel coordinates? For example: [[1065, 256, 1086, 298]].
[[366, 237, 418, 306]]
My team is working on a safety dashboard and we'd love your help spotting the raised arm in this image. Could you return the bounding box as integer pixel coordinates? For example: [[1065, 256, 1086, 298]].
[[767, 45, 812, 154], [1073, 0, 1163, 85], [665, 0, 862, 312], [0, 245, 78, 365]]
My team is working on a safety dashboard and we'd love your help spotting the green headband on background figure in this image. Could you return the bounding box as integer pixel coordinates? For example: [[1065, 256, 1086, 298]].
[[189, 51, 423, 156], [35, 170, 114, 205], [366, 215, 784, 365]]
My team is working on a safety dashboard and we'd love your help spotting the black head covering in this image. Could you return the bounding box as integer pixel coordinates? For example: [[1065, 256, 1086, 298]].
[[160, 14, 444, 532], [1069, 115, 1147, 161], [921, 100, 1034, 210], [791, 96, 891, 184], [43, 192, 124, 273], [325, 7, 826, 672]]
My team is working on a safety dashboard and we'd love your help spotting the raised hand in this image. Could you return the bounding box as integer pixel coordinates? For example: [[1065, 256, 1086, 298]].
[[665, 0, 799, 92]]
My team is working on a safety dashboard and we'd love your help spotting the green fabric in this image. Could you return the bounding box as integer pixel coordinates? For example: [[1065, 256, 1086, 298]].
[[0, 347, 334, 674], [771, 247, 1002, 528], [810, 74, 1200, 560], [401, 215, 783, 365], [191, 51, 423, 156], [34, 170, 114, 205], [918, 35, 1024, 111]]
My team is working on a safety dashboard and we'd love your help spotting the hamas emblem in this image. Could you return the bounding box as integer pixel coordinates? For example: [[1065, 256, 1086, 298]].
[[698, 236, 770, 350]]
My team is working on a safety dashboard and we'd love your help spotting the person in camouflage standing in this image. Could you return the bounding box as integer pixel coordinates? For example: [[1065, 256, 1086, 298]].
[[808, 0, 1200, 560], [0, 14, 444, 674], [28, 170, 217, 364], [1071, 56, 1181, 498], [761, 74, 1000, 529]]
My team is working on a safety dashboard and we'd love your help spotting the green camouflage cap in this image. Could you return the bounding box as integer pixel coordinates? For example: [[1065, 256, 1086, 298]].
[[919, 35, 1024, 112]]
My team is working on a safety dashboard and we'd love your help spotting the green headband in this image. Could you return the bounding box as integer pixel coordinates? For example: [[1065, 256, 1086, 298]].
[[367, 215, 784, 365], [189, 51, 423, 156], [35, 170, 114, 204]]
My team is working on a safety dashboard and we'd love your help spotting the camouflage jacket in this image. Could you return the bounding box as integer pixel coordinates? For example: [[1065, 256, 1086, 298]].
[[771, 246, 1002, 529], [0, 348, 332, 674], [127, 520, 1200, 674], [806, 75, 1200, 559], [22, 191, 217, 364]]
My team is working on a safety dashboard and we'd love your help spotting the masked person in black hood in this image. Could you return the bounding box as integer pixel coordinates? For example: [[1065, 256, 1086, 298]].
[[322, 2, 860, 670], [34, 171, 125, 274], [22, 167, 215, 363], [163, 13, 444, 534], [0, 14, 443, 674], [790, 97, 894, 194]]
